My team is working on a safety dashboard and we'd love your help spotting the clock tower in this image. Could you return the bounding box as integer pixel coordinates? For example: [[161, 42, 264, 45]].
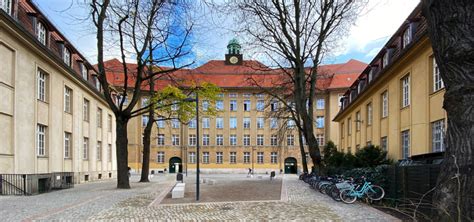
[[225, 38, 243, 65]]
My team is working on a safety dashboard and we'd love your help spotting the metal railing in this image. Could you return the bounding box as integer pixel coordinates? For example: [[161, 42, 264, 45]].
[[0, 172, 74, 196]]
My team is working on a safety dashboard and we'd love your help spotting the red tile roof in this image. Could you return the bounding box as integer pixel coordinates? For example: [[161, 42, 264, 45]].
[[102, 58, 367, 91]]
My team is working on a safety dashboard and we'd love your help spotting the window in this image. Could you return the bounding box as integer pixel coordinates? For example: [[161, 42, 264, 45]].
[[433, 57, 444, 92], [230, 152, 237, 164], [381, 91, 388, 118], [157, 134, 165, 145], [316, 134, 324, 146], [172, 119, 180, 128], [270, 118, 278, 129], [108, 144, 112, 162], [243, 135, 250, 146], [243, 93, 251, 98], [172, 134, 180, 146], [432, 119, 445, 152], [37, 124, 46, 156], [63, 48, 71, 66], [37, 70, 47, 101], [171, 101, 179, 111], [230, 117, 237, 129], [287, 135, 294, 146], [270, 100, 278, 111], [341, 123, 345, 138], [216, 100, 224, 110], [64, 132, 71, 158], [230, 134, 237, 146], [402, 27, 412, 48], [83, 137, 89, 160], [37, 22, 46, 45], [94, 76, 100, 91], [108, 115, 112, 132], [97, 141, 102, 161], [316, 116, 324, 128], [157, 152, 165, 163], [243, 117, 251, 129], [347, 118, 352, 135], [256, 100, 265, 111], [230, 100, 237, 111], [216, 152, 223, 164], [316, 99, 325, 109], [257, 152, 264, 164], [142, 115, 149, 127], [202, 117, 210, 129], [401, 130, 410, 159], [367, 103, 373, 126], [203, 134, 210, 146], [189, 152, 196, 164], [97, 108, 102, 128], [1, 0, 12, 14], [188, 118, 196, 128], [217, 93, 224, 98], [243, 100, 251, 111], [368, 69, 374, 83], [338, 95, 344, 107], [401, 75, 410, 107], [64, 87, 72, 113], [355, 111, 361, 131], [189, 134, 197, 146], [256, 93, 264, 98], [382, 52, 389, 68], [156, 120, 165, 129], [216, 117, 224, 129], [216, 134, 224, 146], [244, 152, 250, 163], [202, 100, 209, 111], [203, 152, 209, 164], [287, 119, 295, 129], [79, 63, 88, 80], [257, 135, 264, 146], [257, 117, 264, 129], [229, 93, 237, 98], [381, 137, 388, 152], [271, 152, 278, 164], [271, 135, 278, 146]]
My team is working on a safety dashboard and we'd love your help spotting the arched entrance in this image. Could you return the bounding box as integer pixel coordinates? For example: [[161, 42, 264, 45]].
[[169, 157, 182, 173], [284, 157, 297, 174]]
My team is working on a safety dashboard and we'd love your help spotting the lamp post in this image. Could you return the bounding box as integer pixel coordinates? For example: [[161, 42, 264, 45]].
[[184, 92, 199, 201]]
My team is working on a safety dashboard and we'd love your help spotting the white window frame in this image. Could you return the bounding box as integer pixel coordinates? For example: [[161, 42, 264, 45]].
[[433, 58, 444, 92], [37, 70, 47, 102], [381, 136, 388, 152], [1, 0, 12, 14], [243, 117, 251, 129], [97, 108, 102, 128], [96, 141, 102, 161], [257, 152, 264, 164], [202, 100, 209, 111], [83, 137, 89, 160], [229, 117, 237, 129], [63, 48, 71, 66], [402, 75, 410, 108], [270, 118, 278, 129], [257, 117, 264, 129], [243, 152, 250, 163], [64, 132, 71, 158], [257, 135, 264, 146], [83, 99, 90, 121], [157, 134, 165, 146], [382, 91, 388, 118], [316, 134, 324, 146], [271, 135, 278, 146], [401, 130, 410, 159], [287, 134, 294, 146], [355, 112, 361, 131], [37, 22, 46, 45], [256, 100, 265, 111], [189, 152, 196, 164], [216, 117, 224, 129], [188, 134, 197, 146], [202, 117, 210, 129], [230, 134, 237, 146], [64, 86, 72, 113], [172, 134, 180, 146], [243, 134, 251, 146], [188, 118, 196, 129], [271, 152, 278, 164], [230, 100, 237, 111], [316, 116, 324, 128], [156, 120, 165, 129], [402, 27, 412, 48], [203, 152, 209, 164], [432, 120, 445, 152], [172, 119, 180, 129], [81, 63, 88, 80], [157, 152, 165, 163], [216, 134, 224, 146], [203, 134, 210, 146], [216, 100, 224, 111], [316, 99, 325, 110], [216, 152, 223, 164], [230, 152, 237, 164], [367, 103, 373, 125], [243, 100, 251, 111]]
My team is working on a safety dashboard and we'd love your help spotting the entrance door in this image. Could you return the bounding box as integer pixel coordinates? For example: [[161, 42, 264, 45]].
[[169, 157, 182, 173], [284, 157, 297, 174]]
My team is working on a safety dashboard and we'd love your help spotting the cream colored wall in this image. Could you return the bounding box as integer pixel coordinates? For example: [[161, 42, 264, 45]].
[[0, 17, 116, 181], [336, 37, 447, 160]]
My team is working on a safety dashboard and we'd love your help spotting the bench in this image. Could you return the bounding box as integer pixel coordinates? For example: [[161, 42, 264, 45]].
[[172, 183, 185, 198]]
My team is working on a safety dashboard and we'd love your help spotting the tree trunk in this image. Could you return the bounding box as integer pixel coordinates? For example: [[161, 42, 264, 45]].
[[297, 130, 309, 173], [116, 117, 131, 189], [139, 111, 153, 182], [422, 1, 474, 221]]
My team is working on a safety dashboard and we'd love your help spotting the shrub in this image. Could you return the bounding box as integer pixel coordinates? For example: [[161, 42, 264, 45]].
[[354, 145, 391, 168]]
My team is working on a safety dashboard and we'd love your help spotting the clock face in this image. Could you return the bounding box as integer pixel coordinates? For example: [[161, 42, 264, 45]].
[[229, 56, 239, 64]]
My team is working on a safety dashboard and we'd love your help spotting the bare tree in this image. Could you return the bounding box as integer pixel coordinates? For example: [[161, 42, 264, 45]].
[[227, 0, 365, 173], [422, 0, 474, 220], [90, 0, 193, 188]]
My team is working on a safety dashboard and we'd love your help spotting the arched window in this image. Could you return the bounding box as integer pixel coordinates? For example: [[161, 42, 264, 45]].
[[63, 48, 71, 66], [1, 0, 12, 15], [37, 22, 47, 45]]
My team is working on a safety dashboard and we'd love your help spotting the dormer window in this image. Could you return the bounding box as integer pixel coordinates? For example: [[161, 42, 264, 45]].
[[81, 63, 88, 80], [94, 75, 101, 91], [368, 69, 373, 82], [382, 52, 389, 68], [63, 48, 71, 66], [1, 0, 12, 15], [37, 22, 47, 45], [402, 26, 412, 48]]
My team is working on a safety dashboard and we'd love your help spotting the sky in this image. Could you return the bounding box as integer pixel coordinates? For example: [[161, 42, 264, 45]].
[[32, 0, 420, 67]]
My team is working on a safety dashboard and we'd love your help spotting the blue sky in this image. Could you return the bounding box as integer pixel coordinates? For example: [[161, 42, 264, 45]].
[[32, 0, 419, 67]]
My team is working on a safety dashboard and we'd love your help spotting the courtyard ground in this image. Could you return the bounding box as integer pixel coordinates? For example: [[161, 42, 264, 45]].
[[0, 173, 400, 221]]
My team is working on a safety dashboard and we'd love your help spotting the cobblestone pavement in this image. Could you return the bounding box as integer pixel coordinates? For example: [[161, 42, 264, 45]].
[[0, 174, 399, 221]]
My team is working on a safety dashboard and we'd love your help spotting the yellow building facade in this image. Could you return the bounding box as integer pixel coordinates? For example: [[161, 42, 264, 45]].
[[334, 5, 447, 161]]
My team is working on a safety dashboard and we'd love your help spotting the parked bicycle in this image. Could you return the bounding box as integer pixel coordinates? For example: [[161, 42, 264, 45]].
[[339, 177, 385, 204]]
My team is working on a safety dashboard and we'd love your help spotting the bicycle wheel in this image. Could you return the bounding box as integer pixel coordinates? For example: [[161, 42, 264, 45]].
[[340, 189, 357, 204], [329, 186, 341, 201], [367, 185, 385, 201], [319, 183, 330, 194]]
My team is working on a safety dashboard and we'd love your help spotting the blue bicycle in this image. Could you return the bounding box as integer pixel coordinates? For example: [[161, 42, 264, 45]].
[[339, 178, 385, 204]]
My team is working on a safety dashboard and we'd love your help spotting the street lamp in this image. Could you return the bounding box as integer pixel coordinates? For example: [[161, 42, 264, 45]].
[[183, 92, 199, 201]]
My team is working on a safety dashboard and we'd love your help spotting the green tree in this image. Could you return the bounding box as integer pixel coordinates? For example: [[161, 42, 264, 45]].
[[354, 145, 389, 168]]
